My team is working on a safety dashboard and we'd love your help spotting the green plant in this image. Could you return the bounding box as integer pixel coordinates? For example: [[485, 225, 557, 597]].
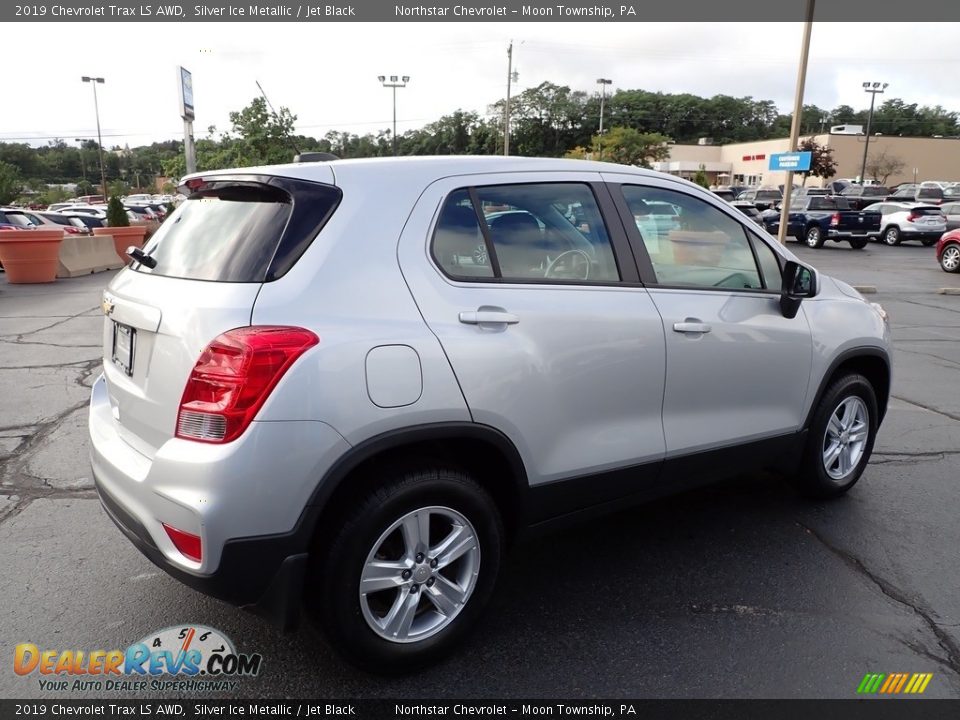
[[106, 196, 130, 227], [693, 164, 710, 189]]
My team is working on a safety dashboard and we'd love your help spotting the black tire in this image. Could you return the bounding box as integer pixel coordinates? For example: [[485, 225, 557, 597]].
[[795, 373, 879, 499], [848, 238, 868, 250], [308, 466, 503, 674], [921, 238, 937, 247], [805, 225, 825, 248], [882, 226, 901, 246]]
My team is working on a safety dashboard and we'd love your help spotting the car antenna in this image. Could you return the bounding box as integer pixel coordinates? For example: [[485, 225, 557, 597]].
[[256, 80, 301, 157]]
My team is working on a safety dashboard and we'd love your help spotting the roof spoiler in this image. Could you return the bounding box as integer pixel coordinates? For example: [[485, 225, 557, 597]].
[[293, 152, 340, 163]]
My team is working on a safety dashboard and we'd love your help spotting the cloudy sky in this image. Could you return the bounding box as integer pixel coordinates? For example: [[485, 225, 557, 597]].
[[3, 22, 958, 148]]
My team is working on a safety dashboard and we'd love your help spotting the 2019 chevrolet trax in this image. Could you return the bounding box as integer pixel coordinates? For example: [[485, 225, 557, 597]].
[[89, 157, 891, 672]]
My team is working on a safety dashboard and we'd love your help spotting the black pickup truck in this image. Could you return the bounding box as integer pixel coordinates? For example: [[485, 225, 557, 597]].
[[761, 196, 882, 249]]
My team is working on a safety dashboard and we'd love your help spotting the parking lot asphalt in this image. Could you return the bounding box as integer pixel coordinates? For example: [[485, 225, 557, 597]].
[[1, 238, 958, 700]]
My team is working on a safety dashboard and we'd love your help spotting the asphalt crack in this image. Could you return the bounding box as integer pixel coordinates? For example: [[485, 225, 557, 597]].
[[0, 305, 100, 340], [798, 521, 960, 679], [0, 357, 102, 526], [891, 395, 960, 423]]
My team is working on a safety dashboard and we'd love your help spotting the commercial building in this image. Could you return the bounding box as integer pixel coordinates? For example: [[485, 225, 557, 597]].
[[652, 133, 960, 188]]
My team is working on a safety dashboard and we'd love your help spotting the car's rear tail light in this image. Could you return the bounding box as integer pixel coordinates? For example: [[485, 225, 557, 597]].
[[908, 211, 921, 221], [176, 326, 319, 444], [162, 523, 202, 562], [63, 226, 82, 234], [830, 213, 840, 226]]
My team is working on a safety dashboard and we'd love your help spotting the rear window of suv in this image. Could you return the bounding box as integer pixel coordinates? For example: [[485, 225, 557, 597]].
[[134, 179, 340, 282]]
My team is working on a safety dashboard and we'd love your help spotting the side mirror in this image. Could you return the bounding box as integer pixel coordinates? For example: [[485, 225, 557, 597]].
[[780, 260, 817, 319]]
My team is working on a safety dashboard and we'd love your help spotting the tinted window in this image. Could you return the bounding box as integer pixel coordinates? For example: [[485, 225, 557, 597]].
[[433, 183, 620, 284], [864, 187, 889, 196], [912, 207, 945, 217], [136, 184, 294, 282], [917, 188, 943, 200], [431, 190, 493, 279], [756, 190, 782, 200], [621, 185, 764, 290], [751, 234, 783, 290], [809, 197, 851, 210]]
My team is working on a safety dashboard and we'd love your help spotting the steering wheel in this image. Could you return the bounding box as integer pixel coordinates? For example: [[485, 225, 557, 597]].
[[544, 249, 591, 280]]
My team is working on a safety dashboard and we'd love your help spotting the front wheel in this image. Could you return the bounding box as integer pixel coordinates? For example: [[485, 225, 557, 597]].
[[309, 467, 503, 673], [849, 238, 868, 250], [941, 243, 960, 273], [795, 374, 878, 499], [882, 226, 901, 246], [805, 226, 825, 248]]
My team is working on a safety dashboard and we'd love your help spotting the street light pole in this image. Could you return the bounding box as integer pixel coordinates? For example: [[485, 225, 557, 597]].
[[378, 75, 410, 156], [596, 78, 612, 159], [74, 138, 86, 181], [859, 81, 888, 185], [81, 76, 108, 198]]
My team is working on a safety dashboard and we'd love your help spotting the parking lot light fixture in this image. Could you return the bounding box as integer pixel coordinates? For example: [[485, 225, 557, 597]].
[[859, 81, 888, 186], [379, 74, 410, 156], [81, 76, 108, 198]]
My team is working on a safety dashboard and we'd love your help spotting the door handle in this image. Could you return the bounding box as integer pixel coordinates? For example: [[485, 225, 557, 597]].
[[673, 321, 711, 334], [459, 310, 519, 325]]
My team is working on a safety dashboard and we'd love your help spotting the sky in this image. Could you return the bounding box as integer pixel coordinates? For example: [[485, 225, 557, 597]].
[[3, 22, 959, 149]]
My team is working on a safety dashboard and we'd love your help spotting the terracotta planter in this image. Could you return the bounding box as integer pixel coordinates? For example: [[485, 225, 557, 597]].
[[93, 225, 148, 263], [0, 229, 65, 283]]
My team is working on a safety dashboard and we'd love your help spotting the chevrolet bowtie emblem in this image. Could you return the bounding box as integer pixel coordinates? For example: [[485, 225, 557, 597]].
[[101, 298, 115, 316]]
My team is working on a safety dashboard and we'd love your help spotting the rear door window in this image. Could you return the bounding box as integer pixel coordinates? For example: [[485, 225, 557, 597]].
[[431, 183, 621, 284]]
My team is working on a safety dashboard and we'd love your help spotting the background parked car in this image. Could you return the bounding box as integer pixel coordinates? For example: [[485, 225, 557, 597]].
[[737, 187, 782, 211], [3, 209, 91, 235], [863, 202, 946, 246], [762, 196, 880, 249], [886, 185, 944, 205], [730, 200, 765, 227], [711, 189, 737, 202], [940, 202, 960, 231], [839, 185, 890, 211], [936, 230, 960, 273]]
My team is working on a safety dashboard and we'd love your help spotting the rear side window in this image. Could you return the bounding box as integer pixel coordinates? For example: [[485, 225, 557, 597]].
[[135, 179, 340, 282], [918, 188, 943, 200], [431, 183, 620, 284]]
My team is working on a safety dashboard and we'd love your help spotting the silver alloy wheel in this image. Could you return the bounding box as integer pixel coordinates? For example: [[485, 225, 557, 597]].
[[806, 227, 821, 247], [822, 396, 869, 481], [884, 227, 899, 245], [942, 245, 960, 272], [359, 506, 480, 644]]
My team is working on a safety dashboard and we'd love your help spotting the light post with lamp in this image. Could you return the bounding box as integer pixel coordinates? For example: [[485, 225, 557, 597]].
[[378, 75, 410, 156], [859, 81, 888, 185], [81, 76, 108, 197], [596, 78, 612, 159]]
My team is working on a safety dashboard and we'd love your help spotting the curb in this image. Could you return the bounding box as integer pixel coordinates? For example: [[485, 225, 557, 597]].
[[938, 288, 960, 295], [852, 285, 877, 294]]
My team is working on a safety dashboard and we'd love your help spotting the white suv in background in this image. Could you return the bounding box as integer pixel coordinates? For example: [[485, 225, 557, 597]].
[[89, 157, 891, 672]]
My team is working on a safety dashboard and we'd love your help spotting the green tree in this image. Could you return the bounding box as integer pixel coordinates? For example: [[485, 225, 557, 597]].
[[594, 128, 671, 167], [0, 161, 22, 204], [693, 164, 710, 189], [226, 97, 299, 166], [106, 196, 130, 227]]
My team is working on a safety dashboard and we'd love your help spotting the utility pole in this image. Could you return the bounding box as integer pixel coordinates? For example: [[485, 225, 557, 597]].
[[378, 75, 410, 156], [859, 82, 888, 185], [776, 0, 815, 245], [504, 41, 513, 156]]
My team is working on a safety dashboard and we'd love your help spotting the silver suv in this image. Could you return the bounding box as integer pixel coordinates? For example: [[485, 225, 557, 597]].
[[89, 157, 891, 672]]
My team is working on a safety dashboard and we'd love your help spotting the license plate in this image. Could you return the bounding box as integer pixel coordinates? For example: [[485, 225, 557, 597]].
[[111, 322, 136, 376]]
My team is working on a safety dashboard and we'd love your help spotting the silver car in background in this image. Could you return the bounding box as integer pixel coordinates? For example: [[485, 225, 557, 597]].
[[863, 201, 947, 246], [89, 157, 891, 672]]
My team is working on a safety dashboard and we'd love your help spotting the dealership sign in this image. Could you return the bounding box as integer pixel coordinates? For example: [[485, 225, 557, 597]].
[[769, 152, 812, 172]]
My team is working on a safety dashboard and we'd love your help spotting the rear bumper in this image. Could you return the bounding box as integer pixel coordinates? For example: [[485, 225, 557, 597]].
[[96, 478, 308, 630], [901, 229, 945, 240], [827, 229, 879, 240], [88, 372, 351, 629]]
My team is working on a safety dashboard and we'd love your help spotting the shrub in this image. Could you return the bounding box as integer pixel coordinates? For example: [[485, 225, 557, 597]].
[[106, 196, 129, 227]]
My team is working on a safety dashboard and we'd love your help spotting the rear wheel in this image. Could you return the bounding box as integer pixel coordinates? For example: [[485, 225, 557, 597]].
[[309, 467, 503, 673], [940, 243, 960, 273], [849, 238, 868, 249], [882, 226, 901, 246], [795, 374, 878, 499], [805, 226, 825, 248]]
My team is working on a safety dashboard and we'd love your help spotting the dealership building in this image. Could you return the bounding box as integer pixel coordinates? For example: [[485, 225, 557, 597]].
[[651, 132, 960, 188]]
